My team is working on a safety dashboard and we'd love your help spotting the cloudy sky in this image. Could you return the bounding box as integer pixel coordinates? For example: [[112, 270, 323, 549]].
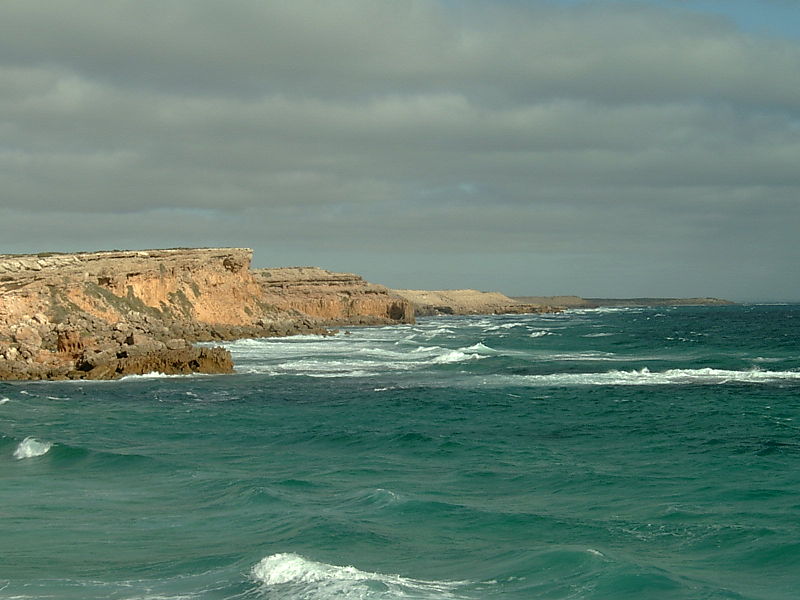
[[2, 1, 798, 300]]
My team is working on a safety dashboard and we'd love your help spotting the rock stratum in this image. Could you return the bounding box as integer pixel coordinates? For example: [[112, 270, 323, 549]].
[[0, 248, 414, 380], [391, 289, 563, 316], [391, 290, 732, 316]]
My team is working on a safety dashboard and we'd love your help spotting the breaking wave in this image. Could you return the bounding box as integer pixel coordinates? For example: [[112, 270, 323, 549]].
[[117, 371, 210, 381], [13, 437, 52, 459], [431, 350, 484, 364], [529, 330, 553, 338], [493, 368, 800, 387], [252, 553, 467, 599]]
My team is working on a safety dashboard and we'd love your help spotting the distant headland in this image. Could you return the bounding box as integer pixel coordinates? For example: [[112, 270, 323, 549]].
[[511, 296, 735, 309], [0, 248, 732, 380]]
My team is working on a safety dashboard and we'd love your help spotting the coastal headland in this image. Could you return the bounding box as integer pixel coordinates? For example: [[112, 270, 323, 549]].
[[0, 247, 732, 380], [512, 296, 735, 308], [391, 291, 733, 315], [391, 289, 564, 316], [0, 248, 414, 380]]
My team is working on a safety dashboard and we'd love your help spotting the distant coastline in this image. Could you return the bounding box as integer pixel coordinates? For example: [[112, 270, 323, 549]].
[[512, 296, 735, 309], [392, 290, 734, 316], [0, 247, 734, 380]]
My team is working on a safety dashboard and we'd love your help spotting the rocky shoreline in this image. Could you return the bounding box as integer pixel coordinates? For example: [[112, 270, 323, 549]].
[[0, 248, 409, 381], [1, 247, 730, 381]]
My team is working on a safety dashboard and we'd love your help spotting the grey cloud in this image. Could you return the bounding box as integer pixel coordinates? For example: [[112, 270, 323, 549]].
[[2, 1, 799, 107], [1, 0, 798, 299]]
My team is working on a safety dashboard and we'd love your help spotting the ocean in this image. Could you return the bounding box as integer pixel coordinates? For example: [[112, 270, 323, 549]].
[[2, 304, 799, 600]]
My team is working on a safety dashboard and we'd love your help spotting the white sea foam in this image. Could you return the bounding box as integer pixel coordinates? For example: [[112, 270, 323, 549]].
[[13, 437, 52, 459], [411, 345, 442, 354], [485, 322, 523, 331], [117, 371, 199, 381], [568, 307, 644, 315], [582, 332, 615, 338], [431, 350, 484, 364], [252, 553, 466, 599], [529, 330, 553, 338], [233, 337, 495, 376], [463, 342, 495, 353], [537, 351, 618, 361], [494, 368, 800, 387], [0, 397, 10, 405]]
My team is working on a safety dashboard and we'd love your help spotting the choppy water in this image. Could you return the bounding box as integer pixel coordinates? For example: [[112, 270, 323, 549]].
[[2, 304, 799, 599]]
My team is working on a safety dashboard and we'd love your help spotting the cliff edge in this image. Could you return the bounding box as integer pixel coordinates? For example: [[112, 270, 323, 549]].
[[255, 267, 414, 325], [391, 289, 562, 316], [0, 249, 413, 380]]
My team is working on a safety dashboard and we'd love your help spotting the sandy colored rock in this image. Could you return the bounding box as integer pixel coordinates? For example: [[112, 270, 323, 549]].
[[255, 267, 415, 325], [391, 289, 562, 316], [0, 248, 413, 380]]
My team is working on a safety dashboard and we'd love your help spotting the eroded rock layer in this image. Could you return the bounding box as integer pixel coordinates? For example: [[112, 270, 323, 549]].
[[391, 289, 563, 316], [0, 249, 413, 380], [255, 267, 415, 326]]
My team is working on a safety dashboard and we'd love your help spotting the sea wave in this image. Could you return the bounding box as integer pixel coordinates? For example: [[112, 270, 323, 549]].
[[232, 341, 489, 376], [117, 371, 209, 381], [463, 342, 495, 353], [252, 553, 467, 599], [529, 330, 554, 338], [431, 350, 484, 364], [13, 437, 52, 459], [569, 307, 643, 314], [493, 368, 800, 386], [485, 323, 524, 331], [0, 396, 10, 405]]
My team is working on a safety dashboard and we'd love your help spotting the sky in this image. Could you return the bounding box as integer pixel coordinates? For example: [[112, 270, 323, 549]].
[[1, 1, 798, 301]]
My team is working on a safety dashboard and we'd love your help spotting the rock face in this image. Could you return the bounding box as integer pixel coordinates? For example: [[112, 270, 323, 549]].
[[391, 289, 562, 316], [0, 249, 412, 380], [255, 267, 415, 325]]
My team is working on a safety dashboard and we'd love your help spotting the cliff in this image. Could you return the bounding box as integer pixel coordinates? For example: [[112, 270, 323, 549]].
[[391, 289, 562, 316], [0, 249, 413, 380], [255, 267, 414, 325]]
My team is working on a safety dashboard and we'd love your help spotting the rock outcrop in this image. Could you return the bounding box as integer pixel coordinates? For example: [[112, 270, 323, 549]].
[[0, 249, 412, 380], [391, 289, 562, 316], [255, 267, 415, 326]]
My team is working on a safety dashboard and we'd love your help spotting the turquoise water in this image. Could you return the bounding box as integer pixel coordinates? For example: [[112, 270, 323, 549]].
[[2, 305, 799, 599]]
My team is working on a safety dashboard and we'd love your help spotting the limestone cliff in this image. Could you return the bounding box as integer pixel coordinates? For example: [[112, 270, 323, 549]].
[[0, 249, 412, 380], [254, 267, 415, 326], [391, 289, 562, 316]]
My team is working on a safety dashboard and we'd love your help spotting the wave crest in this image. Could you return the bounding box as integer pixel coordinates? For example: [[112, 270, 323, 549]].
[[503, 368, 800, 386], [432, 350, 483, 364], [13, 437, 52, 459], [252, 553, 466, 599]]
